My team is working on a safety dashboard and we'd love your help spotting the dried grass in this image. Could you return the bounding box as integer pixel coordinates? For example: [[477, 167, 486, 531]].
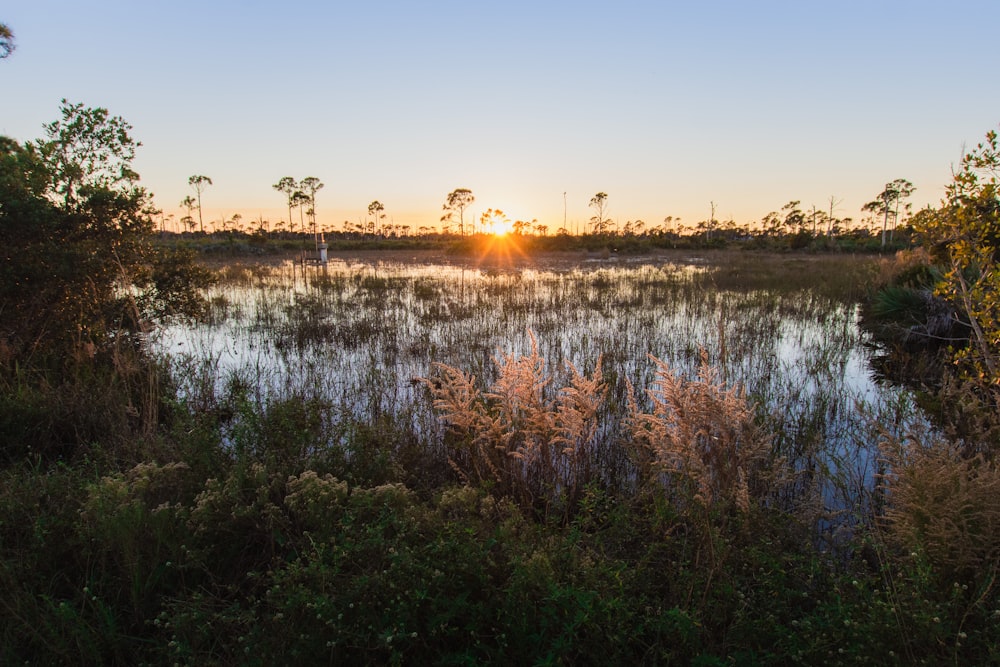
[[420, 331, 606, 515], [423, 334, 789, 523], [627, 349, 778, 513], [874, 247, 934, 288], [878, 427, 1000, 577]]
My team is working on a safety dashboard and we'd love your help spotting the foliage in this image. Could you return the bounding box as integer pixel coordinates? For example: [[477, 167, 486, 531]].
[[1, 101, 209, 364], [879, 425, 1000, 583], [589, 191, 610, 234], [299, 176, 323, 234], [0, 101, 209, 459], [33, 101, 140, 207], [2, 412, 996, 665], [863, 179, 915, 247], [272, 176, 298, 234], [913, 126, 1000, 406], [862, 250, 959, 353], [187, 174, 212, 233]]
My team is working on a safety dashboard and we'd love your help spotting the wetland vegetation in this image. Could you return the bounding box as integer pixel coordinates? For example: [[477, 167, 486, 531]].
[[2, 100, 999, 665]]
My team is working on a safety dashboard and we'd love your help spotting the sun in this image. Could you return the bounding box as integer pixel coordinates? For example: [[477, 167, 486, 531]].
[[470, 206, 534, 267], [480, 208, 513, 237], [494, 218, 514, 237]]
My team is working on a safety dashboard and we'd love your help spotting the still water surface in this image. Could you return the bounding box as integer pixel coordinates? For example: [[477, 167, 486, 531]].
[[154, 255, 923, 510]]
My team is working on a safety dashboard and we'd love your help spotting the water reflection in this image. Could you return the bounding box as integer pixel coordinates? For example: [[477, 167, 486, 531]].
[[155, 257, 924, 513]]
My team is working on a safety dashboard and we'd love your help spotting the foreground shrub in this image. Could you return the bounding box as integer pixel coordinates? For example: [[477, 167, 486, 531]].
[[3, 439, 999, 664], [0, 353, 171, 464]]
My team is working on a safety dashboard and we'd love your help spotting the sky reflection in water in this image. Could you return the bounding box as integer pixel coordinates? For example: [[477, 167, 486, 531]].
[[154, 257, 922, 509]]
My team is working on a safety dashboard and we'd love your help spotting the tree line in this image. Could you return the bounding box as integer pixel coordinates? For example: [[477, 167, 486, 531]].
[[161, 178, 917, 250]]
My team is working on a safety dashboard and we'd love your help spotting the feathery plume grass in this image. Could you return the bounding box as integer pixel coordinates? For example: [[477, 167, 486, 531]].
[[878, 427, 1000, 579], [627, 349, 776, 513], [421, 331, 606, 516]]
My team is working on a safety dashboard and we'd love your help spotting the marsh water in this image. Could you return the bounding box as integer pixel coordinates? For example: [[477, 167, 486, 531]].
[[154, 252, 925, 512]]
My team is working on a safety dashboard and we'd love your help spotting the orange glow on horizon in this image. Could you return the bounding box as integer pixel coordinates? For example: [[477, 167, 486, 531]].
[[472, 230, 531, 270], [479, 208, 512, 237]]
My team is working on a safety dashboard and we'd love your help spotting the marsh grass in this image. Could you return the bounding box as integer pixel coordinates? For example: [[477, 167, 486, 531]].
[[878, 424, 1000, 581], [421, 331, 607, 519], [155, 254, 919, 524], [11, 252, 993, 665], [627, 349, 781, 514], [0, 344, 170, 465]]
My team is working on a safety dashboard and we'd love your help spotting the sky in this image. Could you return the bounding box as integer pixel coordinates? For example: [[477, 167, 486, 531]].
[[3, 1, 1000, 234]]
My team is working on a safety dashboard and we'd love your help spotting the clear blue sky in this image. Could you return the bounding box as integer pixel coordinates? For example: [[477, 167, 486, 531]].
[[4, 1, 999, 233]]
